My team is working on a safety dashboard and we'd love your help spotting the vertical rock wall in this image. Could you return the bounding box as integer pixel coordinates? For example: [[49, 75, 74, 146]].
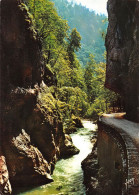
[[82, 1, 139, 194], [1, 0, 58, 193], [105, 0, 139, 122], [0, 0, 78, 194]]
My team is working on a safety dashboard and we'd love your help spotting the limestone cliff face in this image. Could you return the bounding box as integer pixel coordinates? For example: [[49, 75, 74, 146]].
[[0, 0, 78, 194], [105, 0, 139, 122]]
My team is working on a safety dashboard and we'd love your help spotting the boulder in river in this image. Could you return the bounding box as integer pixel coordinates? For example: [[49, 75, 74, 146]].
[[60, 134, 80, 158]]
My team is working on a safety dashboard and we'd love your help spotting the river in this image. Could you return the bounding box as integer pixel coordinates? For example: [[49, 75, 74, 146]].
[[19, 120, 97, 195]]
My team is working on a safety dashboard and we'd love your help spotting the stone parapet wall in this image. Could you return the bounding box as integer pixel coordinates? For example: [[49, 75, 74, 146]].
[[98, 115, 139, 195]]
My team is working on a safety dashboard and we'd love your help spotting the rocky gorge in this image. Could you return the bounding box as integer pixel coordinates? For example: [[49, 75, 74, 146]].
[[0, 0, 79, 194], [1, 0, 139, 194]]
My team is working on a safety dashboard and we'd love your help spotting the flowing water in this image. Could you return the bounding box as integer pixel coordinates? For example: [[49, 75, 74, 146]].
[[19, 121, 97, 195]]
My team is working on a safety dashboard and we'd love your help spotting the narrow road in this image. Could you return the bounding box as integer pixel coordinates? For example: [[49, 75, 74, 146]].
[[100, 114, 139, 149], [99, 114, 139, 194]]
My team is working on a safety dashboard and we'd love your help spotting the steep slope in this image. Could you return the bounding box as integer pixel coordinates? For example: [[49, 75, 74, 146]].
[[51, 0, 107, 65], [0, 0, 78, 194]]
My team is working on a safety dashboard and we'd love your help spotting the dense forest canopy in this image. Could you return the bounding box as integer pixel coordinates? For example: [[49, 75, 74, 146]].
[[51, 0, 108, 66], [22, 0, 119, 125]]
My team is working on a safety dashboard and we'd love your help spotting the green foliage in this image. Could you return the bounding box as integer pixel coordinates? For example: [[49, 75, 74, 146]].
[[68, 28, 81, 52], [38, 86, 58, 120], [57, 87, 88, 118], [19, 2, 37, 38], [22, 0, 120, 125], [24, 0, 68, 66], [23, 0, 88, 123], [67, 28, 81, 66], [51, 0, 108, 65], [63, 115, 83, 134], [84, 55, 119, 121]]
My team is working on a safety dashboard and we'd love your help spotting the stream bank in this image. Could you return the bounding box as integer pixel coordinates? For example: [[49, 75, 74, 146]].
[[18, 120, 97, 195]]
